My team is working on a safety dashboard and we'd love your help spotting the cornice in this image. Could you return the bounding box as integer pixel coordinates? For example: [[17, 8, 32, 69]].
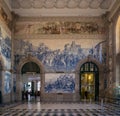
[[2, 0, 12, 20], [14, 34, 106, 40], [12, 0, 114, 10], [16, 16, 103, 22], [108, 0, 120, 21]]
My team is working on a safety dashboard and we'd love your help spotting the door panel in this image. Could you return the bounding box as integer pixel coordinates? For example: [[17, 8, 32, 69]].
[[80, 62, 99, 101], [81, 73, 95, 100]]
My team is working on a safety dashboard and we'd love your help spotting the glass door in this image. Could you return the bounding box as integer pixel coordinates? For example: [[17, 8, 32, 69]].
[[81, 73, 95, 100]]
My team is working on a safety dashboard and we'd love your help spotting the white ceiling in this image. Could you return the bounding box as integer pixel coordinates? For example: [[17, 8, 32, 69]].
[[4, 0, 117, 17]]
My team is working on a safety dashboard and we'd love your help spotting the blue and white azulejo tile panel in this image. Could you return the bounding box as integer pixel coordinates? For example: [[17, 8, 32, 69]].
[[45, 73, 75, 93], [14, 39, 106, 72], [4, 71, 11, 94], [0, 26, 11, 70]]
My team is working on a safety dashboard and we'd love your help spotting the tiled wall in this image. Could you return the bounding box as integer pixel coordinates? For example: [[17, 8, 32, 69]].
[[0, 3, 12, 103], [14, 39, 106, 72], [45, 73, 75, 93], [13, 17, 107, 101], [0, 30, 11, 70]]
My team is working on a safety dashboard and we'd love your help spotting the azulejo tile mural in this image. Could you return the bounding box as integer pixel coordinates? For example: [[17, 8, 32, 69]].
[[14, 39, 106, 72], [0, 27, 11, 69], [45, 73, 75, 93], [4, 71, 11, 94], [0, 37, 11, 59]]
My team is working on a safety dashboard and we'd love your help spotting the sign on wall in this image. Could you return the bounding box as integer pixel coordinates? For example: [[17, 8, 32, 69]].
[[45, 73, 75, 93]]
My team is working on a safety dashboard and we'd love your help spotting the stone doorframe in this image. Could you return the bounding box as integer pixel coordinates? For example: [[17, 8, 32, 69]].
[[16, 55, 45, 101], [75, 56, 104, 101]]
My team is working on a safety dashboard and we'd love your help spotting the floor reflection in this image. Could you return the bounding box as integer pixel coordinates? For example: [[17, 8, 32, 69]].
[[0, 102, 120, 116]]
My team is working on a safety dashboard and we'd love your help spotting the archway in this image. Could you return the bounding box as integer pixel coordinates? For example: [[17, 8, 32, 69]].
[[21, 61, 41, 102], [80, 62, 99, 101], [16, 56, 45, 102]]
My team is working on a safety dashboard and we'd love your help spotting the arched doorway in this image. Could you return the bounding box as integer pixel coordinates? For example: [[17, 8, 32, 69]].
[[80, 62, 99, 101], [21, 61, 41, 102]]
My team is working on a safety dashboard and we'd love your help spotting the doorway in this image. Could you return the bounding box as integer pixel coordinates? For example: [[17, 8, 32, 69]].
[[21, 61, 41, 102], [80, 62, 99, 101]]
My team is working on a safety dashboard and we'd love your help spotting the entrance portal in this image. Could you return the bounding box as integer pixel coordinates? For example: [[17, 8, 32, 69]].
[[81, 73, 95, 100], [80, 62, 99, 101], [21, 61, 41, 102]]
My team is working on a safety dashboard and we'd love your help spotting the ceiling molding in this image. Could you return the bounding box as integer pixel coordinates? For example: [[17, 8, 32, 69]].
[[11, 0, 115, 9], [4, 0, 118, 17], [4, 0, 12, 11], [108, 0, 120, 20], [12, 8, 109, 17]]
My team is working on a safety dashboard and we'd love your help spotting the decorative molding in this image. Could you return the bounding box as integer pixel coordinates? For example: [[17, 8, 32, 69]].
[[11, 0, 115, 10], [16, 16, 104, 22], [78, 0, 89, 9], [9, 0, 117, 16], [32, 0, 44, 8], [44, 0, 56, 8], [55, 0, 66, 8], [108, 0, 120, 20], [0, 7, 12, 30], [67, 0, 78, 8], [4, 0, 12, 11], [14, 34, 106, 40]]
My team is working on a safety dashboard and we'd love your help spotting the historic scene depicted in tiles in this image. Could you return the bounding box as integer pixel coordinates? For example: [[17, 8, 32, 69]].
[[14, 39, 106, 72], [0, 26, 11, 70], [45, 73, 75, 93]]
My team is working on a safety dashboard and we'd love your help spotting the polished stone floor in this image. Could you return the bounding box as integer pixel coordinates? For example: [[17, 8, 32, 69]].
[[0, 101, 120, 116]]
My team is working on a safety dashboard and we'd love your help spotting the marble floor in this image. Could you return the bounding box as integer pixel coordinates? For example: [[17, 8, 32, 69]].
[[0, 101, 120, 116]]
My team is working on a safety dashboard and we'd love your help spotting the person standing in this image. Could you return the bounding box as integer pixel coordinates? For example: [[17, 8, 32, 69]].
[[34, 91, 37, 101], [25, 90, 28, 101], [85, 90, 88, 99]]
